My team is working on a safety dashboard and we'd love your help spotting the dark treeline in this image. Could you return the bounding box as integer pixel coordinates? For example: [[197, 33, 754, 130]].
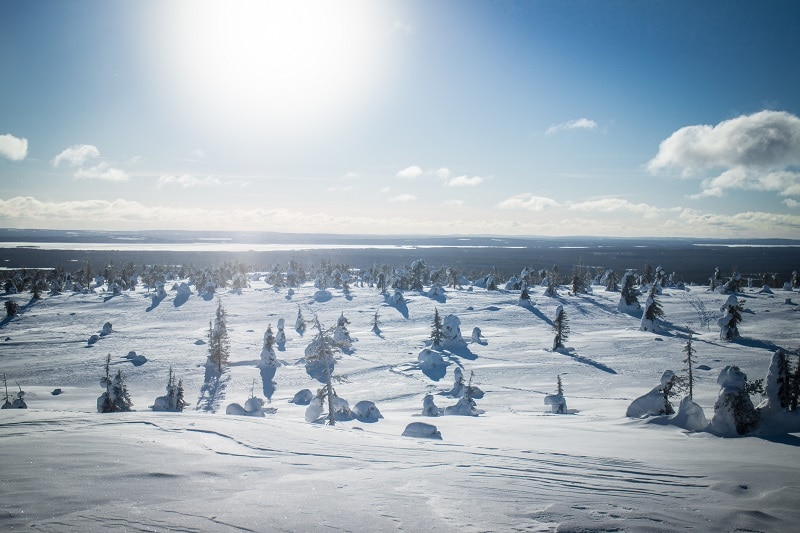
[[0, 241, 797, 287]]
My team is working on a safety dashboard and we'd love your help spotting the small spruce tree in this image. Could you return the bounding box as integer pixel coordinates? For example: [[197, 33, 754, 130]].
[[682, 333, 696, 400], [552, 305, 569, 351], [207, 301, 230, 373], [431, 307, 444, 347]]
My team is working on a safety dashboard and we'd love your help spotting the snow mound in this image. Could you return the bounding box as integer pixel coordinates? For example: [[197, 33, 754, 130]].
[[402, 422, 442, 440], [669, 397, 709, 431], [626, 371, 675, 418], [226, 397, 275, 417], [421, 394, 442, 416], [123, 351, 148, 366], [544, 394, 567, 414], [759, 285, 774, 294]]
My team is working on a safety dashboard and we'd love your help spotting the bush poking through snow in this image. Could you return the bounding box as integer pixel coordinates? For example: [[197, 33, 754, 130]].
[[1, 373, 26, 409], [626, 370, 680, 418], [289, 389, 314, 405], [544, 375, 567, 414], [421, 394, 442, 416]]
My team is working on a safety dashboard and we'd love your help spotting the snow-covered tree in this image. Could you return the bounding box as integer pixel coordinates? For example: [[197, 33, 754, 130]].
[[618, 270, 640, 313], [639, 283, 664, 332], [430, 307, 444, 347], [604, 270, 619, 292], [259, 325, 278, 367], [717, 294, 743, 341], [371, 309, 381, 334], [626, 370, 679, 418], [544, 265, 559, 297], [206, 301, 230, 373], [710, 365, 760, 436], [552, 305, 569, 351], [98, 354, 133, 413], [332, 312, 353, 349], [410, 259, 426, 291], [682, 333, 696, 400], [5, 300, 18, 317], [304, 319, 342, 425], [275, 318, 286, 347], [444, 371, 482, 416], [152, 367, 186, 412], [421, 393, 442, 416], [295, 307, 306, 334], [544, 375, 567, 414]]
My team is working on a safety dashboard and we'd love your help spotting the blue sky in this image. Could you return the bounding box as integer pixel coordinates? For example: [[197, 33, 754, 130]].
[[1, 0, 799, 237]]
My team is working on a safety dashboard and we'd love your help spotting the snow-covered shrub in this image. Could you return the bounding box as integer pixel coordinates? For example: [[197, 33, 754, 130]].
[[544, 375, 567, 414], [295, 308, 306, 334], [639, 284, 664, 333], [226, 395, 273, 417], [259, 325, 278, 367], [421, 394, 442, 416], [332, 312, 353, 349], [626, 370, 679, 418], [402, 422, 442, 440], [1, 374, 26, 409], [418, 348, 445, 369], [470, 327, 487, 345], [101, 322, 113, 336], [275, 318, 286, 348], [710, 365, 760, 436]]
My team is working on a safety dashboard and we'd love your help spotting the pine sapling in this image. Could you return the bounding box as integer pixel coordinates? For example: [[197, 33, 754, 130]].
[[682, 333, 696, 400], [431, 307, 444, 347]]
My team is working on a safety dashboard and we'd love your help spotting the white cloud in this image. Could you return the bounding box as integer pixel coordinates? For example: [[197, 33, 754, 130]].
[[345, 171, 359, 178], [74, 163, 128, 182], [396, 165, 423, 179], [496, 194, 560, 211], [783, 199, 799, 209], [443, 199, 465, 207], [447, 175, 484, 187], [648, 110, 800, 198], [158, 174, 245, 188], [435, 167, 451, 179], [389, 194, 417, 203], [545, 118, 598, 136], [0, 133, 28, 161], [53, 144, 100, 167], [567, 198, 674, 218]]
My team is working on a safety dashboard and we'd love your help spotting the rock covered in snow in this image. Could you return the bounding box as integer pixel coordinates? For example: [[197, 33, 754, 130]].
[[352, 400, 383, 422], [289, 389, 314, 405], [418, 348, 445, 368], [402, 422, 442, 440]]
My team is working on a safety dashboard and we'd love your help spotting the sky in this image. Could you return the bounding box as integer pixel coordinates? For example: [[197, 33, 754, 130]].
[[1, 0, 799, 238]]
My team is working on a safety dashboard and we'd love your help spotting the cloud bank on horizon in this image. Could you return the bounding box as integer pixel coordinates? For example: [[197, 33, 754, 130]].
[[1, 1, 799, 238]]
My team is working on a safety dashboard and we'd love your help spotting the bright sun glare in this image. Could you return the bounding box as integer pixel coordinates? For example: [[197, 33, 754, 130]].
[[160, 0, 386, 136]]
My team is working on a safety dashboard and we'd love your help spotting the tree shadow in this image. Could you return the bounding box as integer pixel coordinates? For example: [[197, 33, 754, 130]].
[[556, 348, 617, 374], [305, 357, 334, 383], [758, 433, 800, 447], [173, 292, 190, 307], [522, 303, 554, 326], [732, 337, 782, 352], [196, 365, 229, 413], [146, 293, 166, 312], [383, 294, 409, 319], [445, 344, 477, 360], [260, 365, 277, 400]]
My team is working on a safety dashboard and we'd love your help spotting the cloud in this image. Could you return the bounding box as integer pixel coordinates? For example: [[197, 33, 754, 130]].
[[647, 110, 800, 197], [447, 175, 484, 187], [443, 199, 465, 207], [0, 133, 28, 161], [545, 118, 598, 136], [435, 167, 451, 179], [496, 194, 560, 211], [53, 144, 100, 167], [74, 163, 128, 182], [567, 198, 675, 218], [158, 174, 245, 188], [783, 199, 799, 209], [396, 165, 423, 179], [345, 171, 359, 178], [388, 194, 417, 203]]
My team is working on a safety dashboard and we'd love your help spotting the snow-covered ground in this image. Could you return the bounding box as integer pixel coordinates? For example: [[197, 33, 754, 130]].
[[1, 278, 799, 531]]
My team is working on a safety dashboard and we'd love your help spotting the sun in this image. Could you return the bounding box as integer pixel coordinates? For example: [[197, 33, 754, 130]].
[[156, 0, 386, 137]]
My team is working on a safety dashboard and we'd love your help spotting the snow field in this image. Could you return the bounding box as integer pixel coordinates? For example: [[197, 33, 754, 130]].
[[1, 278, 799, 531]]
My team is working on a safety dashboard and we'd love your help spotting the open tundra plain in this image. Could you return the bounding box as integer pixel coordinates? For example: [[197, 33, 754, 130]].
[[1, 274, 799, 532]]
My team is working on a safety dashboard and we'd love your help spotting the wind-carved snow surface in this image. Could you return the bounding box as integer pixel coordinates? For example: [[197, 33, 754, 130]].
[[1, 277, 799, 531]]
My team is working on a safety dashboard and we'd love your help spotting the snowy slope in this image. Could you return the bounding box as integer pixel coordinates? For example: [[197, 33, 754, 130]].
[[1, 279, 799, 532]]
